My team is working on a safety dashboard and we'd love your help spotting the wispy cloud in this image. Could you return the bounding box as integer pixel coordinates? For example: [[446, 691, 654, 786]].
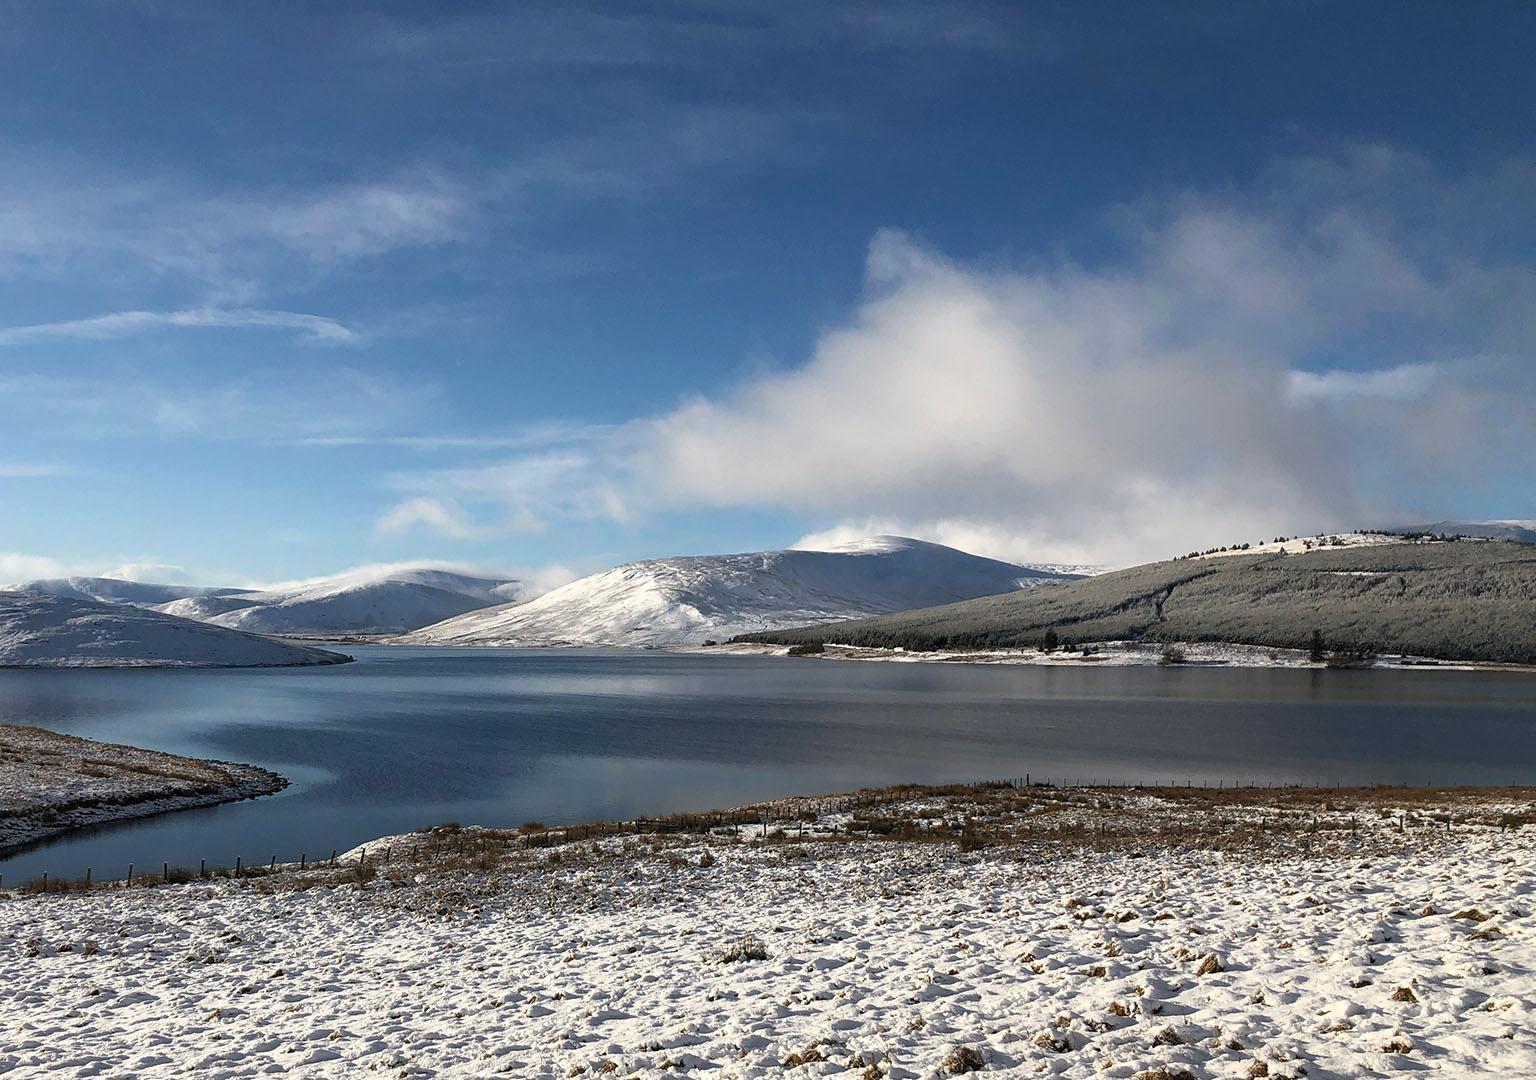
[[0, 308, 358, 346], [365, 2, 1049, 67], [0, 461, 75, 478], [0, 172, 468, 303], [374, 497, 487, 541], [0, 367, 433, 441]]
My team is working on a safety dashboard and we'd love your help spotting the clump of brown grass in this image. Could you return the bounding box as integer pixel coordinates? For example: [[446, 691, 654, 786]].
[[941, 1045, 985, 1074], [1134, 1069, 1196, 1080], [717, 935, 768, 963], [1107, 1000, 1131, 1017], [1247, 1062, 1269, 1078], [1390, 986, 1419, 1003], [1152, 1025, 1185, 1046], [1196, 953, 1224, 975], [783, 1044, 828, 1067]]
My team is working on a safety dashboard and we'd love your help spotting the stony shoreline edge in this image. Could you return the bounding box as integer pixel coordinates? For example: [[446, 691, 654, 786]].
[[0, 725, 289, 859]]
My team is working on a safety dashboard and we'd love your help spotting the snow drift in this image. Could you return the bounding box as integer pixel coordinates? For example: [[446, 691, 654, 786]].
[[400, 536, 1070, 648]]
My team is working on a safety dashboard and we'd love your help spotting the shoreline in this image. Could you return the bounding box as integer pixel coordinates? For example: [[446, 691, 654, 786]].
[[0, 725, 288, 858], [695, 639, 1536, 672]]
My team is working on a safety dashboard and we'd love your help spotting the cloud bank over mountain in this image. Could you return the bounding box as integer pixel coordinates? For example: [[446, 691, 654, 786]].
[[379, 151, 1534, 566]]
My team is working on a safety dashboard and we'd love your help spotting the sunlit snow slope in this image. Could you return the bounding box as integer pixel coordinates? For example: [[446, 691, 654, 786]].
[[156, 568, 527, 637], [401, 536, 1070, 647]]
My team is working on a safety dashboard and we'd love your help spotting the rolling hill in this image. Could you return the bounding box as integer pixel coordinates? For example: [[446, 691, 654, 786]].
[[158, 567, 526, 637], [0, 591, 351, 668], [736, 540, 1536, 664], [400, 536, 1070, 647]]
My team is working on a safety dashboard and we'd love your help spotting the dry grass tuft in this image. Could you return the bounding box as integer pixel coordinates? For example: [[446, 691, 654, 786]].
[[717, 935, 768, 964], [941, 1045, 985, 1074], [1196, 952, 1224, 975], [1390, 986, 1419, 1003], [782, 1045, 828, 1067]]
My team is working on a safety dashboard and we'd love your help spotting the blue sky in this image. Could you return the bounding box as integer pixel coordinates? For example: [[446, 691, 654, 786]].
[[1, 2, 1532, 585]]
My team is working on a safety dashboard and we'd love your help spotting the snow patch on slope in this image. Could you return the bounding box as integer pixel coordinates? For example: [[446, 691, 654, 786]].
[[401, 536, 1073, 647]]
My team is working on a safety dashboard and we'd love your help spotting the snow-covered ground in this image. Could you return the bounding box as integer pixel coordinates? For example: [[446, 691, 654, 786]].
[[0, 591, 350, 668], [0, 725, 285, 853], [702, 640, 1498, 671], [1192, 533, 1407, 560], [401, 537, 1070, 648], [2, 785, 1532, 1078]]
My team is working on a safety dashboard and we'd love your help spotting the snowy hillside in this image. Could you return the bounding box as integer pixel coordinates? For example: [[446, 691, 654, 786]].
[[401, 536, 1069, 647], [0, 591, 349, 668], [156, 566, 527, 637], [11, 576, 254, 606]]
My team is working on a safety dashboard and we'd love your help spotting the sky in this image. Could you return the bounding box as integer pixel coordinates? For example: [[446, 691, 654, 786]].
[[1, 1, 1532, 587]]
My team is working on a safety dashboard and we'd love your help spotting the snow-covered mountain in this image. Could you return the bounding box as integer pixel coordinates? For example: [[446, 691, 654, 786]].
[[399, 536, 1073, 648], [156, 566, 527, 637], [12, 576, 255, 607], [0, 591, 349, 668]]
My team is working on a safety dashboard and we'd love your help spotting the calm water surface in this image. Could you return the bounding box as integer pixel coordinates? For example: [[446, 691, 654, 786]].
[[2, 646, 1533, 880]]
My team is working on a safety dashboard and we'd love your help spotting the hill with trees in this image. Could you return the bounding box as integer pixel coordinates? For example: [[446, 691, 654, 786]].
[[735, 541, 1536, 664]]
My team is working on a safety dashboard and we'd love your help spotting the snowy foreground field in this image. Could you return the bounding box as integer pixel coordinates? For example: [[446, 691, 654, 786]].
[[3, 785, 1533, 1079], [0, 725, 285, 854]]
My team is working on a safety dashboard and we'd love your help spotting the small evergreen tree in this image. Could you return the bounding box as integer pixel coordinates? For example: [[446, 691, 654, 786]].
[[1309, 629, 1326, 663], [1041, 628, 1059, 653]]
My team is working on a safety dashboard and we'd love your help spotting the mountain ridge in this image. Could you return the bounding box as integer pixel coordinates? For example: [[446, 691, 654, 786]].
[[400, 536, 1073, 647], [0, 590, 351, 668]]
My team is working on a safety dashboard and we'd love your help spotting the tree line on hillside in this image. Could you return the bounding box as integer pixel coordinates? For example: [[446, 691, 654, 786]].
[[737, 542, 1536, 664]]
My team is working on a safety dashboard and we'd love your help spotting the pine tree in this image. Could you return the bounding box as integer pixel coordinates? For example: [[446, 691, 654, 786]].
[[1309, 629, 1326, 663]]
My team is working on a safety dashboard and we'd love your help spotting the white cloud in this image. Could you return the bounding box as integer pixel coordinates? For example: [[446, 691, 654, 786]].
[[0, 308, 357, 346], [1287, 361, 1446, 401], [0, 553, 70, 583], [380, 449, 631, 537], [369, 152, 1533, 565], [246, 558, 578, 601], [100, 561, 193, 584], [374, 496, 487, 540]]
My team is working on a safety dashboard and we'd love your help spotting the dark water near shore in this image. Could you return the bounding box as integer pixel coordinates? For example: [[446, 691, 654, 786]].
[[2, 646, 1533, 881]]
